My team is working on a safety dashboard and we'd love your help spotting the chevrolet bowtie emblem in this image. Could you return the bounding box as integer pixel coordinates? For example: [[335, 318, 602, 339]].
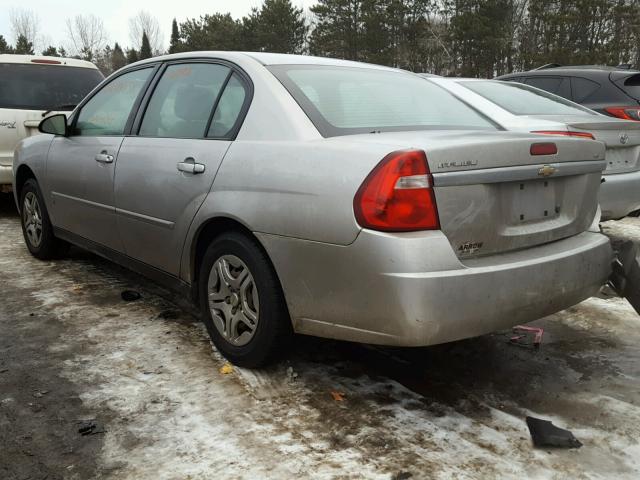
[[538, 165, 557, 177]]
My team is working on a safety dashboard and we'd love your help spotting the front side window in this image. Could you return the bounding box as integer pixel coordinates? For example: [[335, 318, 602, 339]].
[[269, 65, 497, 137], [0, 63, 103, 111], [140, 63, 230, 139], [460, 80, 596, 116], [75, 68, 153, 136]]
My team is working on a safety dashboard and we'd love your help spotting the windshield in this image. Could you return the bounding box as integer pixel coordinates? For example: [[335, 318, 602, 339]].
[[460, 80, 596, 116], [0, 63, 104, 111], [269, 65, 498, 137]]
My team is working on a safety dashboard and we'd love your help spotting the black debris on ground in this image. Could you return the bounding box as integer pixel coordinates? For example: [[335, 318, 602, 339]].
[[526, 416, 583, 449], [121, 290, 141, 302]]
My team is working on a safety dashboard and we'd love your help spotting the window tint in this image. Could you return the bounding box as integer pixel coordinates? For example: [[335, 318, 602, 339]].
[[622, 74, 640, 100], [140, 63, 230, 138], [207, 73, 248, 138], [0, 63, 103, 111], [524, 76, 564, 93], [75, 68, 152, 136], [571, 77, 601, 102], [461, 81, 596, 116], [270, 65, 497, 137]]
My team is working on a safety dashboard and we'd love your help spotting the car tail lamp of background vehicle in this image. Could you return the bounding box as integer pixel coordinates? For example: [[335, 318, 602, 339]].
[[354, 150, 440, 232], [604, 107, 640, 121], [532, 131, 596, 140]]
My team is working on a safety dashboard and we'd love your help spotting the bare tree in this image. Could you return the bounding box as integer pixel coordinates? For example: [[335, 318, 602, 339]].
[[66, 14, 108, 61], [9, 8, 40, 49], [129, 11, 164, 54]]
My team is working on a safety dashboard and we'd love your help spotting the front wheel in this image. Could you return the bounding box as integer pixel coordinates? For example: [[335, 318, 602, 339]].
[[198, 232, 292, 367], [20, 179, 68, 259]]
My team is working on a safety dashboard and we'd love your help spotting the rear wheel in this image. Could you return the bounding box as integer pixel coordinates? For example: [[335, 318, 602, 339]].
[[20, 179, 68, 259], [198, 232, 292, 367]]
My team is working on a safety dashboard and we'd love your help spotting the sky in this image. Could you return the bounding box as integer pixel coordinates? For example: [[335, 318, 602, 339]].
[[0, 0, 314, 52]]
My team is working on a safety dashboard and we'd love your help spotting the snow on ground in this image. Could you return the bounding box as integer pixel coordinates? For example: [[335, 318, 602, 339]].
[[2, 201, 640, 479]]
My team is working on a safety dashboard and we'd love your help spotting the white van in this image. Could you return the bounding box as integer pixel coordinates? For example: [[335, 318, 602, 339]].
[[0, 55, 103, 191]]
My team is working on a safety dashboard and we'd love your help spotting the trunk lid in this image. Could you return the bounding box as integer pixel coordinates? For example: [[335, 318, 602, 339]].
[[337, 130, 606, 258]]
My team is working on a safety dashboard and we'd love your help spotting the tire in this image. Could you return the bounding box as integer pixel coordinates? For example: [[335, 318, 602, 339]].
[[19, 178, 68, 260], [198, 231, 292, 367]]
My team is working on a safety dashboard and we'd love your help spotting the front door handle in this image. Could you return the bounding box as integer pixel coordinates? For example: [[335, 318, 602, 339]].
[[177, 157, 205, 174], [95, 151, 114, 163]]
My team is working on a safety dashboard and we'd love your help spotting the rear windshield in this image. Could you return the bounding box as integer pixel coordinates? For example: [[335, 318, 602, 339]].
[[460, 80, 596, 116], [269, 65, 497, 137], [0, 63, 104, 111]]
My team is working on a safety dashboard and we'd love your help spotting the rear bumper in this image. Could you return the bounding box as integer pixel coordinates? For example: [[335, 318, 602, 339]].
[[600, 170, 640, 220], [0, 164, 12, 186], [258, 230, 613, 347]]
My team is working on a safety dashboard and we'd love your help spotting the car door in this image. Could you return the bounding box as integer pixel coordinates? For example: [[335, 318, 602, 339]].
[[46, 66, 155, 251], [114, 61, 251, 275]]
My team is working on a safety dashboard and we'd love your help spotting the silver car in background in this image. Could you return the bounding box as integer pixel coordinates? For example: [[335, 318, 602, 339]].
[[13, 53, 612, 367], [425, 76, 640, 220]]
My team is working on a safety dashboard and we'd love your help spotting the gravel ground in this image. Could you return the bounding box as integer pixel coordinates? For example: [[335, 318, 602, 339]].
[[1, 191, 639, 480]]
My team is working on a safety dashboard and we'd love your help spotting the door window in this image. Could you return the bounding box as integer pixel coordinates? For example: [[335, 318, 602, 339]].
[[75, 68, 152, 136], [207, 73, 248, 138], [139, 63, 230, 139]]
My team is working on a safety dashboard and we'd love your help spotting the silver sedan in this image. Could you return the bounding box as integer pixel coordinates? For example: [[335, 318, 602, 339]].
[[13, 52, 612, 367]]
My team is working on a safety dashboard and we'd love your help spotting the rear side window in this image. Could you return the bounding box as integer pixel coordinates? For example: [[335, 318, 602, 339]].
[[524, 76, 571, 99], [140, 63, 230, 139], [207, 73, 248, 138], [461, 81, 596, 116], [0, 63, 103, 111], [75, 68, 152, 136], [571, 77, 601, 102], [269, 65, 497, 137], [622, 74, 640, 100]]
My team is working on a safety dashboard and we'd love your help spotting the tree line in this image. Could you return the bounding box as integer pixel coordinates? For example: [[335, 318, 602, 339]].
[[2, 0, 639, 78]]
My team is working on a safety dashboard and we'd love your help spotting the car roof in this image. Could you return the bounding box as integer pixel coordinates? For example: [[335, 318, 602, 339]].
[[0, 54, 98, 69], [130, 51, 398, 72], [500, 65, 640, 77]]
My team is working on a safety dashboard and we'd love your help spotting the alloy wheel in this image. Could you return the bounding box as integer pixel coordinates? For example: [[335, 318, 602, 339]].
[[23, 192, 43, 248]]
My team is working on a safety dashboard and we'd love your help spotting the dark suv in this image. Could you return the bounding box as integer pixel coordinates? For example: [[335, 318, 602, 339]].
[[497, 65, 640, 121]]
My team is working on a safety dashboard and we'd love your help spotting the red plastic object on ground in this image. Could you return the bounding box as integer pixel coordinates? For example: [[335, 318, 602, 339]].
[[510, 325, 544, 348]]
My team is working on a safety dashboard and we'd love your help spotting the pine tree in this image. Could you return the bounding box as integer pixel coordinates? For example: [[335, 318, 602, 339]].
[[309, 0, 365, 60], [253, 0, 307, 54], [112, 43, 127, 71], [126, 48, 139, 64], [169, 18, 183, 53], [179, 14, 244, 51], [0, 35, 13, 54], [139, 31, 153, 59], [14, 35, 34, 55], [42, 46, 60, 57]]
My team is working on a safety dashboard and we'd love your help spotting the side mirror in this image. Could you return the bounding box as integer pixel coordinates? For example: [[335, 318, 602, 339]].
[[38, 114, 68, 136]]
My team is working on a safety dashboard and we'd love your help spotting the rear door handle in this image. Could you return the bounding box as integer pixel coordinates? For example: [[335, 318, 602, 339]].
[[177, 157, 205, 174], [95, 151, 114, 163]]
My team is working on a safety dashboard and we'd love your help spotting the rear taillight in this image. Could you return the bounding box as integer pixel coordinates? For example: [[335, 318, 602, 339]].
[[530, 142, 558, 156], [532, 130, 595, 140], [354, 150, 439, 232], [604, 106, 640, 121]]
